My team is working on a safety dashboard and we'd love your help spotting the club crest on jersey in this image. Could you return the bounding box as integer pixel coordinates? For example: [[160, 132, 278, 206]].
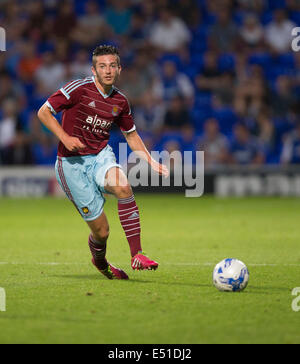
[[112, 105, 119, 116], [85, 115, 112, 129]]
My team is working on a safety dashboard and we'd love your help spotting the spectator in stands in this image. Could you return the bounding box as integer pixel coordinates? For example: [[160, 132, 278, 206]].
[[23, 0, 47, 42], [213, 71, 235, 106], [0, 98, 32, 165], [286, 0, 300, 11], [265, 8, 296, 54], [236, 0, 265, 13], [131, 49, 158, 94], [0, 73, 26, 110], [208, 7, 238, 53], [269, 75, 298, 118], [149, 6, 191, 53], [32, 133, 58, 165], [70, 49, 92, 80], [134, 91, 166, 134], [127, 12, 148, 50], [52, 1, 77, 40], [1, 1, 24, 44], [234, 52, 249, 83], [293, 52, 300, 90], [104, 0, 132, 36], [52, 39, 71, 64], [174, 0, 198, 26], [30, 111, 58, 165], [0, 57, 9, 76], [152, 60, 194, 105], [161, 137, 183, 171], [181, 124, 197, 152], [162, 94, 192, 132], [233, 64, 267, 118], [204, 0, 220, 15], [34, 51, 66, 94], [227, 123, 265, 165], [30, 79, 52, 111], [197, 118, 229, 167], [195, 51, 222, 93], [280, 123, 300, 164], [252, 109, 275, 152], [71, 0, 110, 47], [118, 65, 150, 107], [0, 0, 298, 168], [239, 14, 264, 51], [17, 41, 41, 82], [138, 1, 156, 38]]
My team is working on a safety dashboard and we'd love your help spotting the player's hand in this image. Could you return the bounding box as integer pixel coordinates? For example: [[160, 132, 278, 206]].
[[151, 161, 170, 178], [62, 135, 86, 152]]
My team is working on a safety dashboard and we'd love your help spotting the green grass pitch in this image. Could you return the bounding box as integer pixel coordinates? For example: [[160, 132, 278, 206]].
[[0, 194, 300, 344]]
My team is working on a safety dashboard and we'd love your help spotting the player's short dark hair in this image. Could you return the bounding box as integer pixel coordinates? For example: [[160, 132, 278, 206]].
[[92, 45, 120, 67]]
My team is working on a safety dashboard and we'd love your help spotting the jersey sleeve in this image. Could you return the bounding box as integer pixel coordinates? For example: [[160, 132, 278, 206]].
[[45, 80, 81, 114], [115, 98, 136, 133]]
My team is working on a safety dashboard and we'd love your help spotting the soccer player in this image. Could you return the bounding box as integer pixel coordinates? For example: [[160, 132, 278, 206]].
[[37, 45, 169, 280]]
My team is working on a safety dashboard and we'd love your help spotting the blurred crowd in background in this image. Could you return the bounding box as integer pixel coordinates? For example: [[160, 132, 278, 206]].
[[0, 0, 299, 168]]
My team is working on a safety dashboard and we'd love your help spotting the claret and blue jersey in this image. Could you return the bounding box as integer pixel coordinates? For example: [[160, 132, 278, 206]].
[[46, 76, 136, 158]]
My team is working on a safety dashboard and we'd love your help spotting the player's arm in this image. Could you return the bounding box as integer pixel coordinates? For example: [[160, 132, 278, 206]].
[[38, 82, 86, 152], [123, 130, 169, 178], [37, 104, 86, 153]]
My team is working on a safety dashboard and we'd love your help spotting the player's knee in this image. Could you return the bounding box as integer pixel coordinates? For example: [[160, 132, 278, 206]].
[[116, 184, 132, 199], [93, 225, 109, 242]]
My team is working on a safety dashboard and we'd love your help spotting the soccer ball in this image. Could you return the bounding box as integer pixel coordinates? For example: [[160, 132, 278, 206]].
[[213, 258, 249, 292]]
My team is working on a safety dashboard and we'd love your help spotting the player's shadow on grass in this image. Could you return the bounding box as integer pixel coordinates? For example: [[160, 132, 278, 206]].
[[128, 278, 206, 288], [51, 275, 290, 292], [52, 274, 112, 281], [51, 274, 208, 288]]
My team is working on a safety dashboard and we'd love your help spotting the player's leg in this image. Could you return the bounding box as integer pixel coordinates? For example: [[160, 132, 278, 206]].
[[87, 211, 109, 271], [87, 212, 129, 280], [55, 156, 128, 280], [104, 167, 141, 256], [104, 166, 158, 271]]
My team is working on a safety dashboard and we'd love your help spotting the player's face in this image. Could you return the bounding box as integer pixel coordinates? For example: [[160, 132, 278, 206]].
[[92, 55, 121, 87]]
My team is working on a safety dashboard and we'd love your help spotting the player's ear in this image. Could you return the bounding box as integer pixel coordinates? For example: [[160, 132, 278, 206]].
[[117, 65, 122, 76], [91, 66, 96, 77]]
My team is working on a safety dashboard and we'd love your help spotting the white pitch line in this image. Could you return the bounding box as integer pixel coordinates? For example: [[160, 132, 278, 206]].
[[165, 262, 300, 267], [0, 262, 85, 265], [0, 262, 300, 267]]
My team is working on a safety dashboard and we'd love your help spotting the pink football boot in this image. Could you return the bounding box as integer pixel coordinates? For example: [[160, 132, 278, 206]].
[[131, 253, 159, 271], [92, 258, 129, 280]]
